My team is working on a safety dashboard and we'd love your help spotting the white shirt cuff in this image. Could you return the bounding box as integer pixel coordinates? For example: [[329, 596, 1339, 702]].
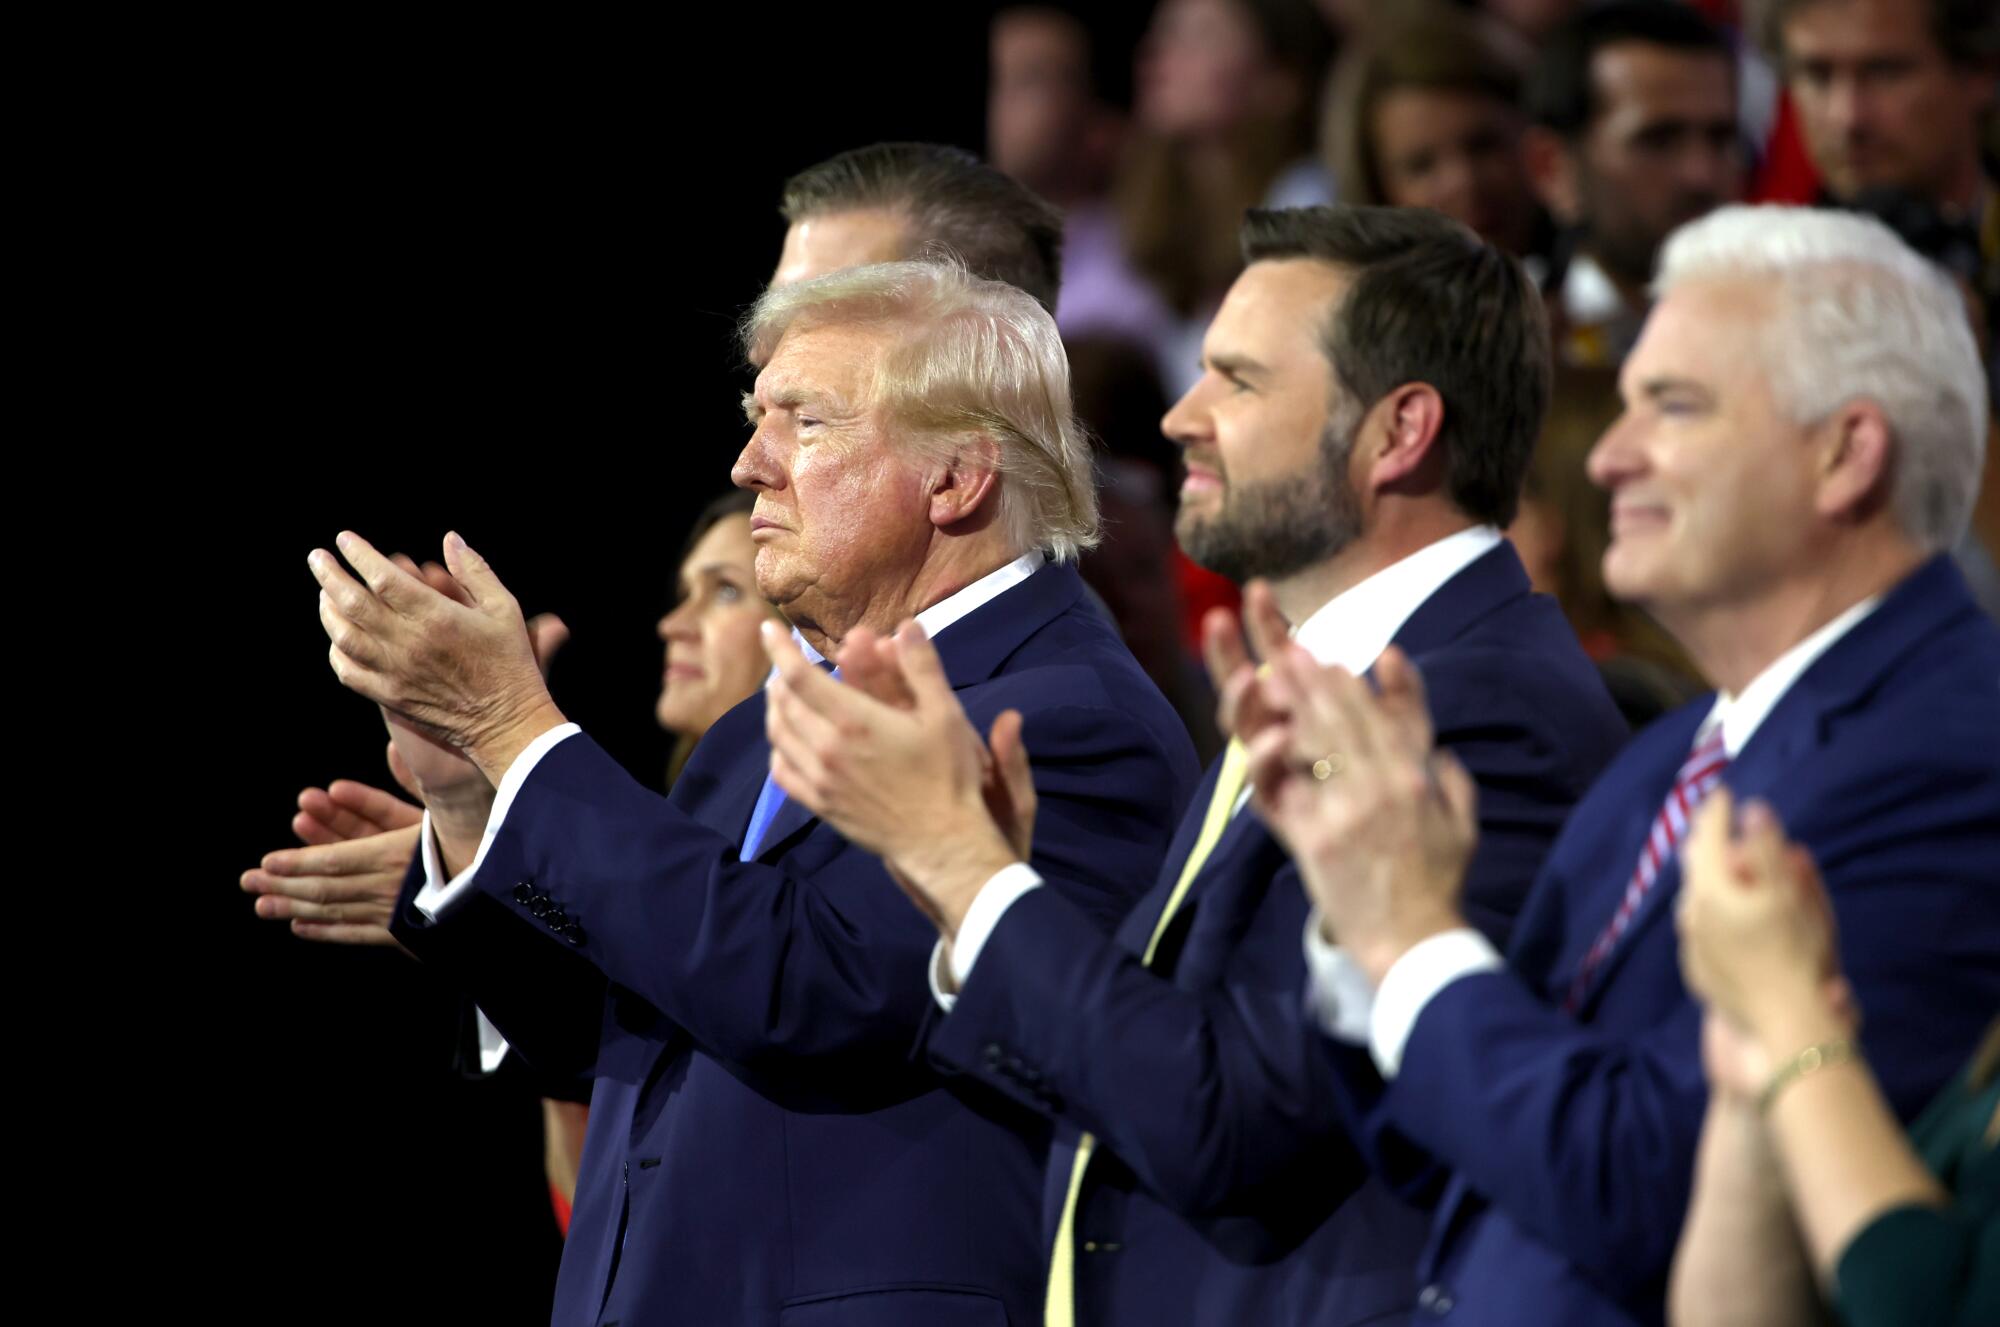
[[928, 940, 959, 1012], [1368, 928, 1503, 1078], [1302, 908, 1376, 1045], [924, 855, 1040, 1011], [948, 861, 1043, 986], [927, 861, 1043, 1010], [474, 1008, 509, 1074], [412, 722, 582, 920]]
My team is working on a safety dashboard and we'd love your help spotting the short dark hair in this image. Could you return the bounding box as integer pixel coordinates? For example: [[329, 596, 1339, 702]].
[[1754, 0, 2000, 67], [779, 142, 1065, 314], [1527, 1, 1734, 139], [1240, 205, 1551, 527]]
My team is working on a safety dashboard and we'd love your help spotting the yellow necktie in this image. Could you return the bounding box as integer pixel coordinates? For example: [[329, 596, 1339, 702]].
[[1043, 738, 1251, 1327]]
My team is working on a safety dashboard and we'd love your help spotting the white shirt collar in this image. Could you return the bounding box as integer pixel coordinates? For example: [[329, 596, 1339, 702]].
[[1291, 527, 1504, 672], [1697, 595, 1881, 757], [787, 551, 1047, 667]]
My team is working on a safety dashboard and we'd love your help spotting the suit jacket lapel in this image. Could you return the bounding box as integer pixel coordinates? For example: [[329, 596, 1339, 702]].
[[1388, 541, 1532, 658], [1124, 545, 1536, 973], [1570, 554, 1977, 1011], [1118, 795, 1275, 977]]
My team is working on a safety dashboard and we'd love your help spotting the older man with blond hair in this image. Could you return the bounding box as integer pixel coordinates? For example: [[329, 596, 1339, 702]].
[[305, 260, 1199, 1326]]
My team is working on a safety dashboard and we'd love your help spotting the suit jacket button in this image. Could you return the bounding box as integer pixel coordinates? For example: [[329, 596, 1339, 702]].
[[564, 924, 587, 946], [512, 883, 535, 905], [1418, 1285, 1454, 1314], [983, 1043, 1006, 1067], [528, 899, 553, 918]]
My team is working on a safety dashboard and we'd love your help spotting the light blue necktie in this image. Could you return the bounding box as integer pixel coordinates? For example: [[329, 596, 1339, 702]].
[[740, 660, 837, 860]]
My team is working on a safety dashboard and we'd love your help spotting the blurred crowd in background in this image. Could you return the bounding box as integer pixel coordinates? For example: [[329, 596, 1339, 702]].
[[979, 0, 1996, 761]]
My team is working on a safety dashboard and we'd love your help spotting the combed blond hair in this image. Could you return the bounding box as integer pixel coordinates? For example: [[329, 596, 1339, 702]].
[[744, 258, 1099, 562]]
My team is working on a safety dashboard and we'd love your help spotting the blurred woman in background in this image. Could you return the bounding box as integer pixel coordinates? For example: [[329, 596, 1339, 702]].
[[1320, 0, 1551, 268]]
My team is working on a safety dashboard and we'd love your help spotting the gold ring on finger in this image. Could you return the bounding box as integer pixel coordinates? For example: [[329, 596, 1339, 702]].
[[1312, 754, 1344, 781]]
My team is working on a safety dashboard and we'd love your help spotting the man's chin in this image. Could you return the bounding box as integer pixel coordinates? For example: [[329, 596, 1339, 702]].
[[1600, 549, 1662, 608]]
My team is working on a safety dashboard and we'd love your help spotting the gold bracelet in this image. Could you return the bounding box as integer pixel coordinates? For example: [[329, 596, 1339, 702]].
[[1757, 1037, 1858, 1113]]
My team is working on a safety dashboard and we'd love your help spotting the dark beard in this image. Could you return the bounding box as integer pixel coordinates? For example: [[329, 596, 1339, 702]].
[[1176, 411, 1363, 584]]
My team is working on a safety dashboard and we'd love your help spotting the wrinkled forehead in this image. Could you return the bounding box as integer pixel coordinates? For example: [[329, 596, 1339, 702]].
[[751, 318, 891, 414], [1624, 275, 1779, 394]]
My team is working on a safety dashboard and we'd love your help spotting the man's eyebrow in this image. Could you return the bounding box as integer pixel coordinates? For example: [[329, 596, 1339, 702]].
[[742, 382, 855, 420], [1636, 376, 1716, 405], [1207, 353, 1268, 379]]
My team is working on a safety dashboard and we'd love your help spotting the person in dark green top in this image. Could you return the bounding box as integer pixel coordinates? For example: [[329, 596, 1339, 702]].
[[1669, 787, 1998, 1327]]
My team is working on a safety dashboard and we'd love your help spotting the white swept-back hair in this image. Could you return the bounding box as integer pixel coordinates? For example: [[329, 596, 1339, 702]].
[[1654, 205, 1987, 552], [743, 257, 1099, 562]]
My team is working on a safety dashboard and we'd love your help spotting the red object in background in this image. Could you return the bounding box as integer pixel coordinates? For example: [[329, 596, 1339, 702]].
[[1680, 0, 1823, 203], [552, 1183, 573, 1237], [1176, 549, 1240, 652], [1752, 90, 1823, 203]]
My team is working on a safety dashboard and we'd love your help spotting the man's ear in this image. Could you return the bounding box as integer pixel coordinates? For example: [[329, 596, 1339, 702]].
[[930, 437, 1004, 529], [1364, 383, 1447, 493], [1814, 398, 1895, 525], [1522, 125, 1581, 226]]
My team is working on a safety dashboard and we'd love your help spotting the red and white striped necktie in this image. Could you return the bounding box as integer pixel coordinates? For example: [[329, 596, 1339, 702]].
[[1563, 729, 1729, 1012]]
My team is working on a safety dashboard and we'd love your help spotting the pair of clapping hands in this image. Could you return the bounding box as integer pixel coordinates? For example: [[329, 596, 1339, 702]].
[[1676, 791, 1856, 1102], [242, 533, 569, 947]]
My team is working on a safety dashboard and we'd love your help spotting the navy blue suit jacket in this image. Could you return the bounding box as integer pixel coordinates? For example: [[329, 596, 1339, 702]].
[[390, 563, 1200, 1327], [1328, 555, 2000, 1327], [924, 544, 1629, 1326]]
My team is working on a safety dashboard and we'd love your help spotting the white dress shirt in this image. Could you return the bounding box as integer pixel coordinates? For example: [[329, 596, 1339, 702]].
[[411, 551, 1049, 1070], [930, 526, 1508, 1009], [1304, 593, 1883, 1077]]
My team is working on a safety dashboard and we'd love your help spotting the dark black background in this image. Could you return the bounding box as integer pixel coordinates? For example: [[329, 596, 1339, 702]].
[[160, 8, 1019, 1320]]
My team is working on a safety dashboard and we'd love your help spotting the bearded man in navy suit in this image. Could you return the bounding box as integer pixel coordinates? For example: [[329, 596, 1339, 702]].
[[304, 259, 1199, 1326], [1254, 205, 2000, 1327], [759, 205, 1630, 1327]]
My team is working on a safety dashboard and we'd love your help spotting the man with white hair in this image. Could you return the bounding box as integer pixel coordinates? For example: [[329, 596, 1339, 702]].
[[1247, 204, 2000, 1326], [304, 259, 1199, 1326]]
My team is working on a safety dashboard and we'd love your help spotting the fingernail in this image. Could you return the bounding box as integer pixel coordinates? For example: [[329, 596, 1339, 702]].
[[335, 532, 354, 552], [445, 531, 466, 554]]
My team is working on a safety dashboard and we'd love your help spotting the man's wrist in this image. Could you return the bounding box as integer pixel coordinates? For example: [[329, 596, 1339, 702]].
[[469, 695, 568, 787], [897, 817, 1023, 938], [1354, 908, 1468, 988]]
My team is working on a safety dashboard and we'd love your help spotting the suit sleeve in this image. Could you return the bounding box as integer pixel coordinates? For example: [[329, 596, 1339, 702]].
[[389, 853, 611, 1080], [423, 698, 1189, 1102], [927, 873, 1371, 1260], [1377, 722, 2000, 1301]]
